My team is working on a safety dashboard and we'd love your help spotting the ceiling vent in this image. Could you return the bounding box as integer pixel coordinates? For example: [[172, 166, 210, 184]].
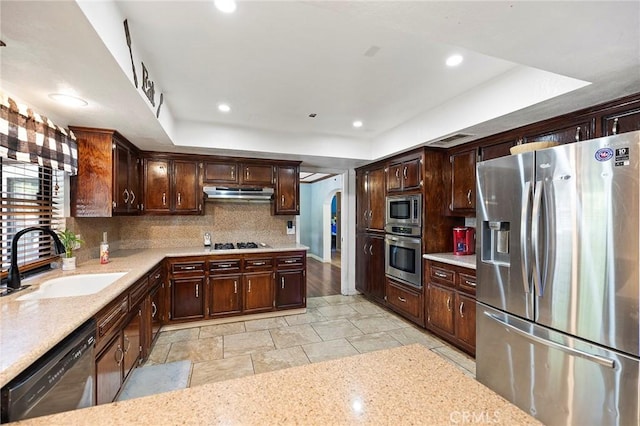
[[428, 133, 474, 147]]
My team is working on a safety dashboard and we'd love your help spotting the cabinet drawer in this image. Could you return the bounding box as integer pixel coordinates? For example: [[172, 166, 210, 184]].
[[148, 266, 162, 289], [429, 265, 455, 287], [96, 295, 128, 340], [276, 255, 304, 269], [129, 277, 149, 310], [386, 281, 422, 319], [171, 261, 205, 274], [209, 259, 242, 274], [457, 272, 476, 295], [244, 257, 273, 271]]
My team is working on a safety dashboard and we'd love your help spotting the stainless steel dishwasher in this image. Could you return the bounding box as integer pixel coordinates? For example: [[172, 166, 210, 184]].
[[1, 319, 96, 422]]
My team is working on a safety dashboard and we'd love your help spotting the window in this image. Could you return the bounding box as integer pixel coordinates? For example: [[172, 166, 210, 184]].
[[1, 158, 65, 281]]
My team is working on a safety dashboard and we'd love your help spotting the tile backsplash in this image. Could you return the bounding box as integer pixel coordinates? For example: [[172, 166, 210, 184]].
[[68, 203, 295, 263]]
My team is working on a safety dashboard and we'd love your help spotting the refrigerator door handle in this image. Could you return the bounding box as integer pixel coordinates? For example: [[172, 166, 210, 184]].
[[531, 180, 544, 296], [520, 180, 532, 293], [484, 312, 616, 369]]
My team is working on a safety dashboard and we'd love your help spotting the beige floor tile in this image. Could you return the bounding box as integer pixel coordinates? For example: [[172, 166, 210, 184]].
[[350, 301, 387, 316], [146, 343, 170, 365], [350, 314, 409, 334], [306, 297, 330, 308], [252, 346, 310, 374], [322, 294, 358, 305], [302, 338, 359, 363], [199, 322, 246, 338], [223, 330, 275, 358], [284, 308, 326, 326], [269, 324, 322, 348], [189, 355, 254, 387], [310, 319, 364, 341], [347, 332, 403, 354], [155, 327, 200, 345], [431, 346, 476, 376], [244, 316, 289, 332], [166, 336, 223, 363], [316, 303, 360, 319], [385, 327, 448, 349]]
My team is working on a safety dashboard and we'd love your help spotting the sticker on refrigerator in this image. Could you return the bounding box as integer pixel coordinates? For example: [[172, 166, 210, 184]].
[[614, 147, 630, 167], [594, 148, 614, 162]]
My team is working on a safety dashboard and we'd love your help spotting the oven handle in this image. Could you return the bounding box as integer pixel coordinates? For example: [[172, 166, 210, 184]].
[[385, 234, 421, 245]]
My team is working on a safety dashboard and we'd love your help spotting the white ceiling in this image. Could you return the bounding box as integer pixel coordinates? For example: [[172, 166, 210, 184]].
[[1, 1, 639, 171]]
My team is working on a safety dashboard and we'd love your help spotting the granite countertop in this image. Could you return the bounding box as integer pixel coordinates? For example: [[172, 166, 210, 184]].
[[0, 244, 308, 388], [13, 344, 539, 426], [423, 252, 477, 269]]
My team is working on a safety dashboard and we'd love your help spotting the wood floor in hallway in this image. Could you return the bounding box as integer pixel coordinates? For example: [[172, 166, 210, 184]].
[[306, 251, 341, 297]]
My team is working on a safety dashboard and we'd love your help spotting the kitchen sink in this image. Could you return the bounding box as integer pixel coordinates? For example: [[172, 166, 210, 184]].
[[16, 272, 127, 301]]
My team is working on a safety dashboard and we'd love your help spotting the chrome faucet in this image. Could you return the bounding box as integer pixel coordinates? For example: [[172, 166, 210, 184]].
[[7, 227, 66, 290]]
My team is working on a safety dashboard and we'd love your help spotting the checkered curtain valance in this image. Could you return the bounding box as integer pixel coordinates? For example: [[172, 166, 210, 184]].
[[0, 92, 78, 174]]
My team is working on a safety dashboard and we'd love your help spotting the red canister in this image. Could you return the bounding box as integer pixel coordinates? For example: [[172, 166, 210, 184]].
[[453, 227, 475, 255]]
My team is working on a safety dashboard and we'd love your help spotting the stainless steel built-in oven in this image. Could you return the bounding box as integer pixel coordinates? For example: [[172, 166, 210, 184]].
[[385, 194, 422, 232], [385, 234, 422, 288]]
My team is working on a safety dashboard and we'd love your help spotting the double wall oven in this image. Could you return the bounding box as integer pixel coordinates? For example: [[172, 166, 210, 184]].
[[385, 194, 422, 288]]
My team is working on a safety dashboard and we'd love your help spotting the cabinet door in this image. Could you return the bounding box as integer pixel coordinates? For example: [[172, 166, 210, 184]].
[[173, 160, 201, 213], [480, 140, 515, 161], [386, 278, 423, 325], [276, 270, 305, 309], [368, 234, 386, 302], [386, 163, 403, 192], [128, 152, 141, 212], [401, 158, 421, 190], [367, 167, 385, 231], [455, 293, 476, 352], [113, 142, 130, 214], [210, 275, 243, 316], [144, 158, 171, 212], [426, 283, 455, 336], [602, 108, 640, 136], [356, 171, 369, 231], [241, 164, 273, 186], [244, 272, 274, 313], [204, 161, 238, 184], [170, 277, 205, 321], [274, 165, 299, 215], [123, 308, 142, 379], [355, 233, 369, 294], [450, 149, 476, 211], [96, 334, 123, 405], [524, 120, 593, 144], [149, 283, 163, 345]]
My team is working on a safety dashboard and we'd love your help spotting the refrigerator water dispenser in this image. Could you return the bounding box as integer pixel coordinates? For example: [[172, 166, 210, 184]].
[[481, 221, 510, 265]]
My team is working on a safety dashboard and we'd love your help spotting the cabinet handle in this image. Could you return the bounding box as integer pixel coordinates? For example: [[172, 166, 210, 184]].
[[231, 168, 235, 179], [115, 345, 124, 365], [395, 169, 399, 179], [459, 301, 465, 318], [369, 245, 373, 255], [177, 192, 182, 206], [281, 195, 285, 206], [124, 335, 131, 353], [446, 297, 452, 311], [252, 261, 266, 266], [464, 280, 476, 287], [612, 118, 618, 135], [284, 259, 297, 264], [151, 301, 157, 317], [246, 169, 250, 180], [281, 277, 285, 289], [130, 189, 136, 205], [162, 192, 166, 206], [403, 166, 408, 180], [123, 188, 129, 203], [195, 284, 199, 298], [467, 189, 472, 205], [435, 271, 448, 279], [363, 243, 368, 255], [218, 263, 232, 268], [368, 210, 372, 221], [248, 280, 252, 293], [575, 126, 581, 142], [234, 281, 238, 294], [398, 296, 407, 303], [182, 265, 196, 270], [155, 273, 161, 280]]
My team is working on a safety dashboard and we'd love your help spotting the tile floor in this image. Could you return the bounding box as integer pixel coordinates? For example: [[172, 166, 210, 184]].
[[146, 295, 476, 387]]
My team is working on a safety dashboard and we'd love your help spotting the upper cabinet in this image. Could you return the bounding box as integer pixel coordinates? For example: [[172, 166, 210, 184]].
[[523, 119, 594, 145], [241, 163, 274, 186], [143, 157, 203, 215], [386, 154, 422, 193], [203, 161, 238, 184], [602, 107, 640, 136], [203, 161, 274, 187], [273, 164, 299, 215], [447, 148, 477, 216], [356, 166, 385, 232], [70, 127, 140, 217]]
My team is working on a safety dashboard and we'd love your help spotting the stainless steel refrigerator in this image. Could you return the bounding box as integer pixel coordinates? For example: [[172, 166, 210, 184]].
[[476, 131, 639, 426]]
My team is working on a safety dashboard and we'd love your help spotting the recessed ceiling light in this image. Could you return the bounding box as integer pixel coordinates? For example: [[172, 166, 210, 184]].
[[48, 93, 88, 107], [218, 103, 231, 113], [352, 120, 363, 128], [214, 0, 237, 13], [446, 54, 464, 67]]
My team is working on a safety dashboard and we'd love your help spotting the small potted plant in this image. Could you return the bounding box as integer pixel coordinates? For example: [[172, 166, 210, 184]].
[[57, 229, 84, 271]]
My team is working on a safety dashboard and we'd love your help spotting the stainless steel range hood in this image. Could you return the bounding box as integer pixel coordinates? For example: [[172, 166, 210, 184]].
[[203, 186, 274, 202]]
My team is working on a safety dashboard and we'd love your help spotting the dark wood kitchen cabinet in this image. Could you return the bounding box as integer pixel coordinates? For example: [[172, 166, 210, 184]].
[[143, 157, 203, 215], [95, 333, 124, 405], [241, 163, 274, 186], [243, 271, 274, 313], [356, 166, 385, 232], [424, 260, 477, 356], [274, 164, 299, 215], [70, 127, 141, 217], [385, 277, 424, 326], [355, 233, 385, 303], [386, 153, 422, 193], [146, 265, 164, 357], [523, 119, 594, 145], [448, 148, 477, 215], [275, 252, 306, 309], [204, 161, 239, 184], [167, 259, 206, 321], [122, 306, 142, 379], [602, 107, 640, 136], [209, 257, 243, 317]]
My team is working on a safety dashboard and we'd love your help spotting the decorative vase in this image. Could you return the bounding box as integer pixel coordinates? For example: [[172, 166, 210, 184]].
[[62, 257, 76, 271]]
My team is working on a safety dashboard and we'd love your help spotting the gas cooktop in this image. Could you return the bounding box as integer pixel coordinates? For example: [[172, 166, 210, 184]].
[[213, 242, 261, 250]]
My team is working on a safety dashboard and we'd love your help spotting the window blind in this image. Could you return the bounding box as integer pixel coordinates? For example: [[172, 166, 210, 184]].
[[1, 158, 65, 279]]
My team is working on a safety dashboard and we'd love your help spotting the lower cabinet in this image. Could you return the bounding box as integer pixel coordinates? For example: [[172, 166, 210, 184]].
[[355, 233, 385, 303], [243, 272, 274, 313], [95, 333, 124, 405], [122, 307, 142, 379], [385, 278, 424, 327], [424, 259, 477, 356], [276, 269, 305, 309], [210, 275, 243, 316]]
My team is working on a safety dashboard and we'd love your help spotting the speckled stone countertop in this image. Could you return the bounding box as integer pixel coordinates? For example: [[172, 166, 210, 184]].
[[12, 344, 539, 426], [423, 252, 477, 269], [0, 244, 308, 388]]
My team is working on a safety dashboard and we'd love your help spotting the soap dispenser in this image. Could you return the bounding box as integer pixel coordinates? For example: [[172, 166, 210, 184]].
[[100, 232, 110, 264]]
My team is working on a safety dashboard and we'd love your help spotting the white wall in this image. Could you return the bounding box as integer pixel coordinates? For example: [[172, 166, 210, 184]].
[[299, 175, 342, 260]]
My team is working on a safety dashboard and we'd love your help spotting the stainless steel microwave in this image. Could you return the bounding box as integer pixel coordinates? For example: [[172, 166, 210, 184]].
[[385, 194, 422, 232]]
